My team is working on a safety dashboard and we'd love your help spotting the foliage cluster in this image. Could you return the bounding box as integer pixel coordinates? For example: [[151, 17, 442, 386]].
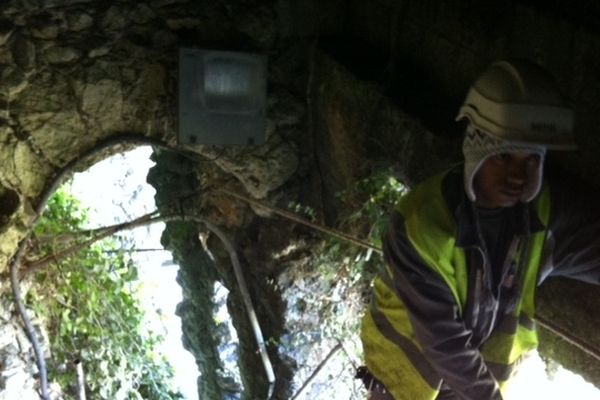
[[280, 170, 407, 398], [318, 169, 406, 287], [337, 170, 407, 247], [26, 188, 182, 399]]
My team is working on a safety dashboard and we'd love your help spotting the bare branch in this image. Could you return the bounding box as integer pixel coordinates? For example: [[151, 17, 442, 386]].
[[102, 248, 166, 254], [21, 211, 163, 277], [214, 188, 382, 254], [34, 210, 161, 246], [291, 343, 342, 400]]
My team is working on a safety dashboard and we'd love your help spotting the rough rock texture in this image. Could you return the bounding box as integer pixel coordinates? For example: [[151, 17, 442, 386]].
[[0, 0, 306, 397], [312, 53, 461, 223], [537, 279, 600, 386], [344, 0, 600, 180], [0, 0, 303, 269], [147, 148, 297, 399], [0, 296, 60, 400]]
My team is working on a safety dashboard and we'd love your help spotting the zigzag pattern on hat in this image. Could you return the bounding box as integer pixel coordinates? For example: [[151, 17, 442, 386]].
[[463, 126, 545, 157], [464, 128, 503, 149]]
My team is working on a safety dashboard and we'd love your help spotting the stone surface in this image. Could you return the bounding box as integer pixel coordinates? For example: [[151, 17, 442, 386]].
[[165, 17, 199, 30], [43, 46, 80, 64], [1, 66, 28, 97], [66, 12, 93, 32], [80, 79, 124, 133], [101, 5, 129, 31], [87, 45, 110, 58], [0, 18, 14, 46], [30, 20, 60, 39], [0, 187, 20, 225], [537, 279, 600, 387], [130, 3, 155, 24], [150, 0, 189, 8], [21, 110, 87, 166], [11, 36, 35, 70], [0, 296, 58, 400], [0, 324, 61, 400], [210, 139, 300, 200]]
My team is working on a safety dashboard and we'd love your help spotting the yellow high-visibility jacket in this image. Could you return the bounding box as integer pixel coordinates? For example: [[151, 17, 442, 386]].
[[361, 166, 600, 400]]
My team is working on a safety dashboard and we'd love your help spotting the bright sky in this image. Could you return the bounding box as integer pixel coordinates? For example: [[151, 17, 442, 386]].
[[506, 351, 600, 399], [69, 146, 199, 400]]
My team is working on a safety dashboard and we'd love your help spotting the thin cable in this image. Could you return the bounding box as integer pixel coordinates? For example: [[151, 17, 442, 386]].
[[214, 188, 382, 254], [290, 343, 342, 400], [200, 218, 276, 398], [9, 244, 49, 399]]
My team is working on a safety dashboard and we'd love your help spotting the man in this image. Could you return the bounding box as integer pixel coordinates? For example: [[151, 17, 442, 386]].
[[359, 60, 600, 399]]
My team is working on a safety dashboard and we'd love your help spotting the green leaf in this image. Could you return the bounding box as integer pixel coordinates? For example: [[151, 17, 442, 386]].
[[26, 187, 182, 399]]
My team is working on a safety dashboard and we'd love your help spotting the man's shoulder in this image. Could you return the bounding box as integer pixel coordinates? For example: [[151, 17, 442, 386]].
[[398, 166, 462, 217], [387, 168, 462, 266], [395, 167, 461, 237]]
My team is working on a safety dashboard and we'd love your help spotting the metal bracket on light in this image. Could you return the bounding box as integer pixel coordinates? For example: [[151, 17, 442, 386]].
[[178, 48, 267, 146]]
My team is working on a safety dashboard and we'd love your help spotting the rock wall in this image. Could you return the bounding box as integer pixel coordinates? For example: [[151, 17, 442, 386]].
[[0, 295, 58, 400], [0, 0, 307, 269], [344, 0, 600, 180], [0, 0, 306, 398], [147, 148, 301, 399], [0, 1, 176, 269]]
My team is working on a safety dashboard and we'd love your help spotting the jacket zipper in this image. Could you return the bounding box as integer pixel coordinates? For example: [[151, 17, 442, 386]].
[[470, 246, 486, 330]]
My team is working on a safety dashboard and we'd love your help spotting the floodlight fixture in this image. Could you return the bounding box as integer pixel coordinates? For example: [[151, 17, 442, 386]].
[[178, 48, 267, 146]]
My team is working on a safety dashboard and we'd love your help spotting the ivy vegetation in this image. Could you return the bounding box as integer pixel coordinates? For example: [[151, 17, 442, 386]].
[[280, 170, 406, 398], [25, 188, 183, 399]]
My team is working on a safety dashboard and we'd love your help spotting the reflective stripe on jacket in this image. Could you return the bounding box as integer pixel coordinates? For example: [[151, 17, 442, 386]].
[[361, 168, 551, 400]]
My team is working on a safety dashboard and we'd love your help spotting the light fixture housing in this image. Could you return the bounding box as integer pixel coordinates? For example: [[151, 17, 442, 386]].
[[178, 48, 267, 146]]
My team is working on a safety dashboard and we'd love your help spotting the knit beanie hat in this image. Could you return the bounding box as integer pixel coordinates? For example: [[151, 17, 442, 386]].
[[463, 124, 547, 203]]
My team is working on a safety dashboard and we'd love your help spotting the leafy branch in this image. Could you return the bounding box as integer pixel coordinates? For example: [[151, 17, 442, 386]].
[[8, 134, 177, 400], [25, 189, 183, 399]]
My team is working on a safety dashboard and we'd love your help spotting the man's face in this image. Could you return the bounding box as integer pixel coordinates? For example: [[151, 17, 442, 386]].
[[474, 151, 542, 209]]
